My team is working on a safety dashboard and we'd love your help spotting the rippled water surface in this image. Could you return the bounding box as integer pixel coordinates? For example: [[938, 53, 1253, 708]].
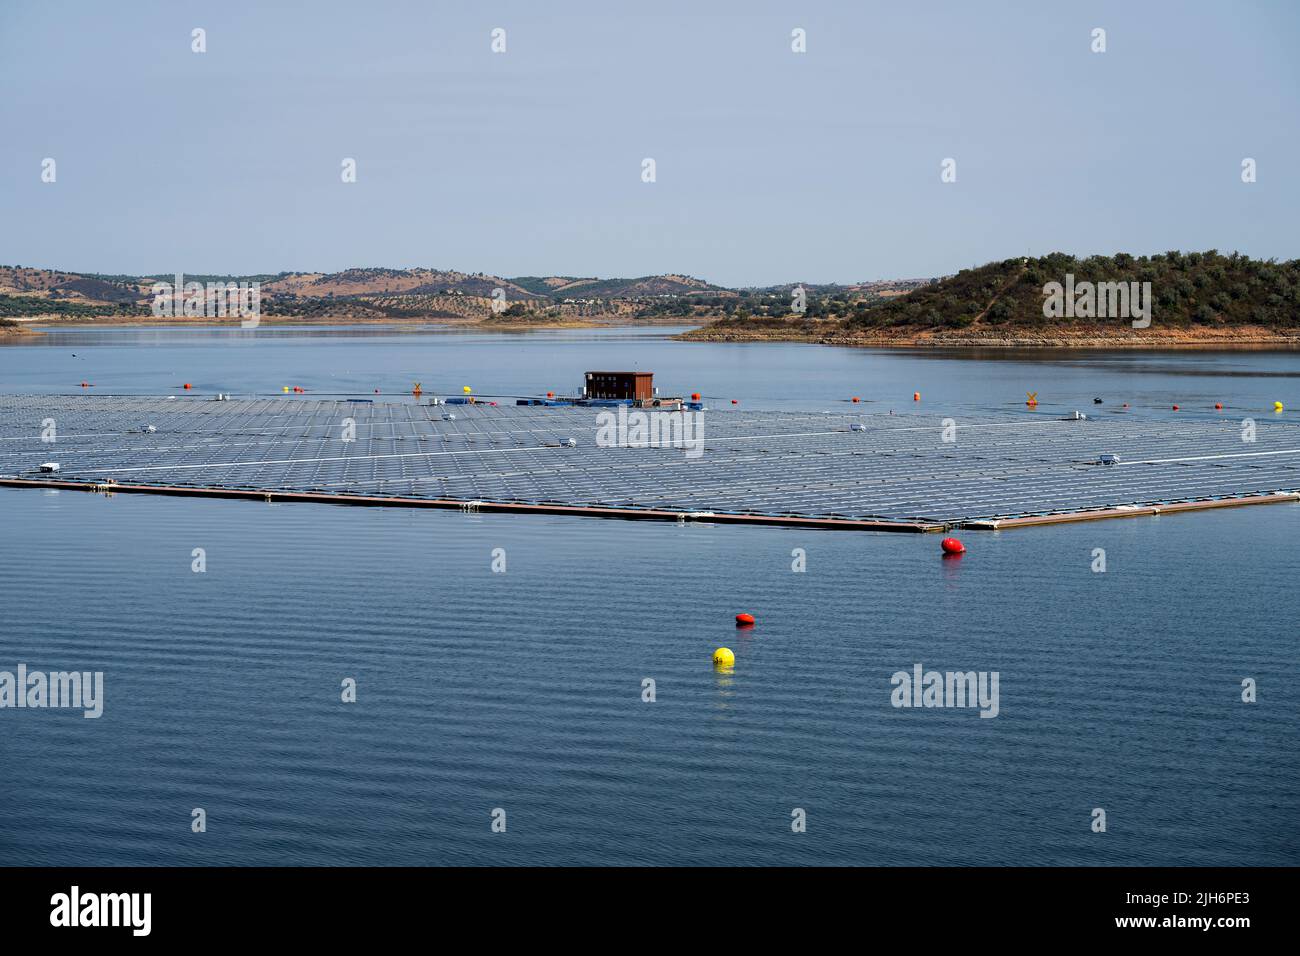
[[2, 327, 1298, 865]]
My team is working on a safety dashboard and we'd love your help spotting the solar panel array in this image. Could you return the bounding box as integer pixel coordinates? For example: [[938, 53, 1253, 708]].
[[3, 394, 1300, 524]]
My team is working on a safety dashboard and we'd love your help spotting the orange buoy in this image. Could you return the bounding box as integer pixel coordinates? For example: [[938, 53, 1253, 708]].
[[940, 537, 965, 555], [851, 396, 860, 403], [1214, 403, 1223, 410], [183, 383, 192, 389], [735, 613, 755, 627], [691, 392, 701, 401], [546, 392, 554, 398], [913, 392, 920, 401]]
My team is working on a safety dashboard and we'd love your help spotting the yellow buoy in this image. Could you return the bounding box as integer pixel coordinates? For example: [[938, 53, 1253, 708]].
[[463, 386, 472, 394], [282, 386, 289, 393], [712, 647, 735, 667], [1274, 401, 1284, 412]]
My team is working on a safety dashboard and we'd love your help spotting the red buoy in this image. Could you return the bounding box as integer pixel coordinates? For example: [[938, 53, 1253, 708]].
[[1172, 404, 1179, 411], [1214, 403, 1223, 410], [940, 537, 965, 555], [547, 392, 554, 398], [691, 392, 701, 401], [731, 399, 738, 405], [913, 392, 920, 401], [183, 383, 192, 389], [735, 613, 755, 627]]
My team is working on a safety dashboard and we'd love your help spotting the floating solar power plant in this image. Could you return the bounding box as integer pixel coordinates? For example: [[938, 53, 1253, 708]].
[[2, 394, 1300, 531]]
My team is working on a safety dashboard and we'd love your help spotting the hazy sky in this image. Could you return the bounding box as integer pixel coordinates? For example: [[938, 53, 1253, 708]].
[[2, 0, 1297, 286]]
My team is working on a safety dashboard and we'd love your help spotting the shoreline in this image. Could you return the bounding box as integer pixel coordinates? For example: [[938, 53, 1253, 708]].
[[2, 314, 691, 333], [677, 323, 1300, 350], [9, 316, 1300, 350]]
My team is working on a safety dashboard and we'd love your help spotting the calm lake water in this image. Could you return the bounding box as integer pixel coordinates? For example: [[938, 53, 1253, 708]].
[[2, 326, 1298, 865]]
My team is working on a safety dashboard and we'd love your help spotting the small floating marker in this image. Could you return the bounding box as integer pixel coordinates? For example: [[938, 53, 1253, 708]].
[[940, 537, 965, 555], [735, 613, 755, 627], [463, 386, 472, 394], [712, 647, 735, 667], [1093, 398, 1103, 404], [1275, 401, 1284, 412], [546, 392, 554, 398], [1122, 403, 1129, 408], [1214, 403, 1223, 410], [691, 392, 701, 401], [913, 392, 920, 401], [1172, 404, 1179, 411], [851, 396, 860, 403], [731, 399, 738, 405], [183, 383, 192, 390], [283, 386, 290, 393], [80, 381, 89, 388]]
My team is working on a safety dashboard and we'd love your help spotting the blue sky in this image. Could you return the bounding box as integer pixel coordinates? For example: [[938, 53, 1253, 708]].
[[1, 0, 1296, 286]]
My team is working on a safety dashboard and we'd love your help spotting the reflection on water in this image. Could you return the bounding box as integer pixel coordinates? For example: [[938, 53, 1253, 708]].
[[16, 323, 693, 346], [903, 346, 1300, 378], [4, 325, 1298, 416]]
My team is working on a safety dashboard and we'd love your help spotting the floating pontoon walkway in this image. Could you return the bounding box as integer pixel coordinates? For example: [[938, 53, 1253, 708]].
[[2, 394, 1298, 531]]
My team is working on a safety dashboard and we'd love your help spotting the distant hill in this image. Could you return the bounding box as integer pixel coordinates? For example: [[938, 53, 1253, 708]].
[[8, 254, 1296, 343], [259, 268, 547, 301], [529, 274, 727, 299], [0, 265, 738, 324], [684, 252, 1300, 344], [841, 252, 1300, 331]]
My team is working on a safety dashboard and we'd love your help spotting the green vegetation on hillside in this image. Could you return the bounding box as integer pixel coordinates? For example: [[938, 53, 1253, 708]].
[[843, 251, 1300, 330], [0, 293, 143, 318], [9, 253, 1299, 333], [507, 276, 578, 296]]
